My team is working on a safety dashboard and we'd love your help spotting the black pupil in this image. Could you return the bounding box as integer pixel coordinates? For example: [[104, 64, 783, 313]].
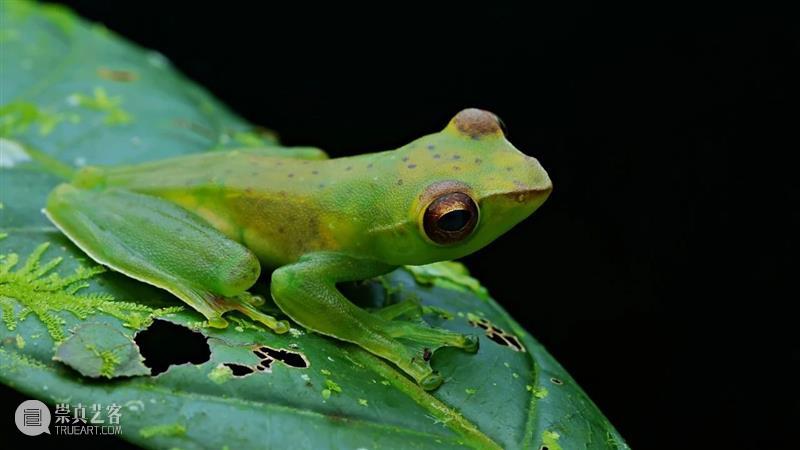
[[437, 210, 471, 231]]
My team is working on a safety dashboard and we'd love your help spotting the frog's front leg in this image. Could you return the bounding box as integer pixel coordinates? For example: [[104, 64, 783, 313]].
[[271, 252, 478, 390], [45, 184, 289, 333]]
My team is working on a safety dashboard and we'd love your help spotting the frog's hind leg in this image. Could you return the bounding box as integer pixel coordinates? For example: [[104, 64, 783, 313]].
[[44, 184, 289, 333], [271, 253, 478, 390]]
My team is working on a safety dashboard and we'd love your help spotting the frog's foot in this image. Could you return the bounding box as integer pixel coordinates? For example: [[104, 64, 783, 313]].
[[371, 301, 479, 388], [376, 298, 477, 347], [384, 319, 479, 389], [375, 298, 478, 351], [212, 293, 290, 334], [387, 320, 479, 353], [271, 254, 480, 390]]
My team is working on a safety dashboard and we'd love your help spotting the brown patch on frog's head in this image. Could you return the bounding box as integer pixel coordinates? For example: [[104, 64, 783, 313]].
[[448, 108, 504, 139]]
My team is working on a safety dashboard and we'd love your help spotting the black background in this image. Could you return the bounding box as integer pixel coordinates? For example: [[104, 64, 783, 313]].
[[7, 2, 799, 449]]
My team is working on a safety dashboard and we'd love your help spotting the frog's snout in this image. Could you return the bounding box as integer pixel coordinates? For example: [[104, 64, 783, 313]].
[[493, 155, 553, 206], [520, 155, 553, 202]]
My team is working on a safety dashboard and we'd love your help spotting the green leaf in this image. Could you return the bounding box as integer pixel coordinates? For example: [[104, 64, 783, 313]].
[[0, 1, 629, 448], [53, 322, 151, 378]]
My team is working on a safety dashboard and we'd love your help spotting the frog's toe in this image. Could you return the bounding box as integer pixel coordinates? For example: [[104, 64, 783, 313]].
[[463, 334, 480, 353], [243, 293, 266, 307], [389, 320, 479, 353], [273, 319, 291, 334], [420, 372, 444, 391], [234, 303, 291, 334], [212, 295, 290, 334], [205, 315, 229, 328]]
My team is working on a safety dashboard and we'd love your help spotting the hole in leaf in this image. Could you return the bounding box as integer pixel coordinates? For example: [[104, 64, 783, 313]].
[[224, 363, 254, 376], [254, 345, 309, 368], [550, 377, 564, 385], [134, 320, 210, 375], [488, 333, 508, 346], [468, 316, 526, 352], [474, 321, 490, 330], [504, 335, 524, 351]]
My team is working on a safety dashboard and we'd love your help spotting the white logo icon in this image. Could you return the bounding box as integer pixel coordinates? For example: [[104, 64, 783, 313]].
[[15, 399, 51, 436]]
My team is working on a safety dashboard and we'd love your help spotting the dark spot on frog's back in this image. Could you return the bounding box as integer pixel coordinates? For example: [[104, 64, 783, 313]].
[[452, 108, 503, 139]]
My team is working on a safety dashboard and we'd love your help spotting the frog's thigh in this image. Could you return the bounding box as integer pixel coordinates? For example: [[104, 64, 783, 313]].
[[270, 253, 478, 390], [45, 184, 286, 332]]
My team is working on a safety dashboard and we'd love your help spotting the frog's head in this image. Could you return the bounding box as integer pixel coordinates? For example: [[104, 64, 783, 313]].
[[368, 108, 552, 265]]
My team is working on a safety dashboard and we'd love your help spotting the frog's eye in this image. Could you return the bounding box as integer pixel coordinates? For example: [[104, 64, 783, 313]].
[[423, 192, 479, 245]]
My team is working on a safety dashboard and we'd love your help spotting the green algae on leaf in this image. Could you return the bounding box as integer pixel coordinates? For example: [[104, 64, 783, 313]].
[[0, 242, 181, 343], [541, 430, 563, 450], [67, 87, 132, 125], [139, 423, 188, 439], [207, 363, 234, 384], [0, 102, 81, 137], [54, 322, 150, 378]]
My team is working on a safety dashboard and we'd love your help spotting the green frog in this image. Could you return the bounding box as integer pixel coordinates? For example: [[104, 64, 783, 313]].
[[45, 108, 552, 390]]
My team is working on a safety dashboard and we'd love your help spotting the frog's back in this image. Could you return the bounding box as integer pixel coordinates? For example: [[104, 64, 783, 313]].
[[88, 149, 379, 267], [94, 150, 324, 195]]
